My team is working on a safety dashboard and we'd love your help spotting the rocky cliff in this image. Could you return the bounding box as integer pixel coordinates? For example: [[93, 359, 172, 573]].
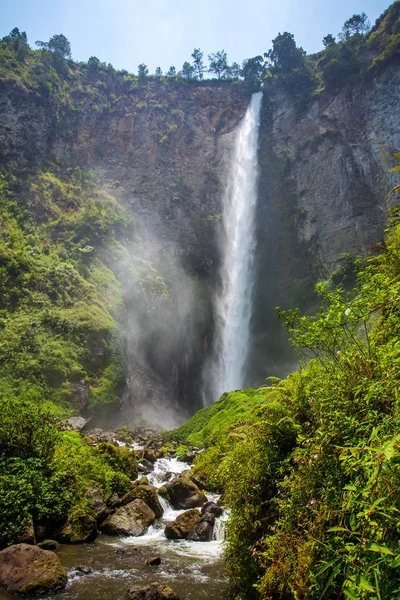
[[0, 49, 399, 418]]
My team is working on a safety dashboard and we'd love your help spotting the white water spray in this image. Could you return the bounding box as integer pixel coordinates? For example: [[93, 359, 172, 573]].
[[209, 92, 263, 401]]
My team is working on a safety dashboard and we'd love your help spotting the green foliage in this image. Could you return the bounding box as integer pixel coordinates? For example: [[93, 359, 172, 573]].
[[184, 214, 400, 599], [0, 399, 136, 548]]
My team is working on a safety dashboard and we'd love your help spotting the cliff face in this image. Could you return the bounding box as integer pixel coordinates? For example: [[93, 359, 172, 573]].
[[249, 61, 400, 382], [1, 58, 399, 417]]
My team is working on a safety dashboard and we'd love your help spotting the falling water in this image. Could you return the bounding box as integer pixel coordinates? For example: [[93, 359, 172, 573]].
[[210, 92, 263, 401]]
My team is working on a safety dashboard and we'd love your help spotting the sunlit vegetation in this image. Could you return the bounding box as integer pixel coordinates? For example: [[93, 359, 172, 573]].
[[173, 193, 400, 598]]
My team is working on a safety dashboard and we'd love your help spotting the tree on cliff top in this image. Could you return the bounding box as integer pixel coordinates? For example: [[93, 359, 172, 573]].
[[36, 33, 71, 59], [208, 50, 229, 79], [339, 12, 371, 40], [191, 48, 205, 80]]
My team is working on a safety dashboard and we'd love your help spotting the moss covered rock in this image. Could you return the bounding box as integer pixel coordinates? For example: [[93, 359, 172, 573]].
[[164, 509, 202, 540], [120, 484, 163, 519], [0, 544, 67, 595], [160, 473, 207, 509], [100, 499, 155, 536], [60, 511, 98, 544], [125, 583, 180, 599]]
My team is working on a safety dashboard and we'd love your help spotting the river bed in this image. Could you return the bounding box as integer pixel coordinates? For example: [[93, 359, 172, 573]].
[[0, 454, 230, 600]]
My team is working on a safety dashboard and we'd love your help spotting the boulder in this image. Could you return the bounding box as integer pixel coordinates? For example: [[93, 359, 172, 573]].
[[120, 485, 163, 519], [38, 540, 60, 551], [67, 416, 90, 431], [146, 556, 161, 566], [187, 520, 213, 542], [177, 452, 195, 464], [125, 582, 180, 599], [60, 512, 98, 544], [100, 499, 155, 536], [0, 544, 67, 595], [143, 449, 157, 463], [86, 488, 110, 522], [201, 501, 223, 518], [139, 459, 154, 473], [164, 509, 202, 540], [160, 473, 207, 509]]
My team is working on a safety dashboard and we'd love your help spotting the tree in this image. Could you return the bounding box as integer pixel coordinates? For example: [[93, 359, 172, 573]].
[[340, 12, 371, 40], [8, 27, 28, 45], [322, 34, 336, 48], [265, 32, 305, 73], [166, 66, 177, 78], [229, 62, 242, 79], [137, 63, 149, 82], [191, 48, 204, 80], [88, 56, 100, 71], [208, 50, 229, 79], [36, 33, 71, 59], [180, 61, 195, 79], [155, 66, 163, 77], [241, 56, 265, 91]]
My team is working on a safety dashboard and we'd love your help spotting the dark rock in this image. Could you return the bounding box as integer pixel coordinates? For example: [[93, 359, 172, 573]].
[[143, 449, 157, 463], [177, 452, 195, 464], [120, 485, 163, 519], [16, 517, 35, 545], [60, 512, 98, 544], [190, 476, 210, 491], [38, 539, 60, 551], [201, 501, 223, 518], [75, 565, 93, 575], [187, 520, 213, 542], [125, 582, 180, 599], [86, 488, 110, 522], [160, 473, 207, 509], [139, 459, 154, 473], [0, 544, 67, 594], [69, 383, 90, 411], [164, 509, 202, 540], [146, 556, 161, 566], [108, 493, 121, 507], [100, 499, 155, 536]]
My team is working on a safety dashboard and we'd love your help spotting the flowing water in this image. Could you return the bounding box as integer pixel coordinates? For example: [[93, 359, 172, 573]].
[[209, 92, 263, 401], [0, 455, 228, 600]]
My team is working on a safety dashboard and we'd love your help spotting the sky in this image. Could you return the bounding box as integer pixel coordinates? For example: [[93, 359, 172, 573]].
[[0, 0, 393, 74]]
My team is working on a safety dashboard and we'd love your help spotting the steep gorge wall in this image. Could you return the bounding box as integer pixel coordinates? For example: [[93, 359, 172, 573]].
[[1, 60, 399, 417], [249, 60, 400, 382]]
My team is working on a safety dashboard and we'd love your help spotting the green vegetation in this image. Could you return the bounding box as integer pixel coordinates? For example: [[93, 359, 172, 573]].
[[173, 203, 400, 599], [0, 398, 137, 548]]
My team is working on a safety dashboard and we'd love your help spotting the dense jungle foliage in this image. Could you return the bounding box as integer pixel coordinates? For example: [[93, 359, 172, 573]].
[[172, 196, 400, 599]]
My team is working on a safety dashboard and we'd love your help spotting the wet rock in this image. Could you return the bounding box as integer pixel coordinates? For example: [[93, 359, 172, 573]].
[[139, 459, 155, 473], [201, 501, 223, 518], [0, 544, 67, 594], [100, 499, 155, 536], [60, 512, 98, 544], [125, 582, 180, 599], [187, 520, 213, 542], [160, 473, 207, 509], [190, 476, 210, 491], [38, 539, 60, 551], [86, 488, 110, 522], [120, 484, 163, 519], [164, 509, 202, 540], [146, 556, 161, 566], [177, 452, 195, 464], [143, 449, 157, 463], [75, 565, 93, 575]]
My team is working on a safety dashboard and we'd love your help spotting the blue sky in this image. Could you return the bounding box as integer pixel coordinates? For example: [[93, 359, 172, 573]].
[[0, 0, 392, 74]]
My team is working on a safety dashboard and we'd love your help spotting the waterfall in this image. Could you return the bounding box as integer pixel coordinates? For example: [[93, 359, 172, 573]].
[[209, 92, 263, 402]]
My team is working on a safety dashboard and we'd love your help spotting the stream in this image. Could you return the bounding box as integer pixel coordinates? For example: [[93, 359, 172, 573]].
[[0, 454, 229, 600]]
